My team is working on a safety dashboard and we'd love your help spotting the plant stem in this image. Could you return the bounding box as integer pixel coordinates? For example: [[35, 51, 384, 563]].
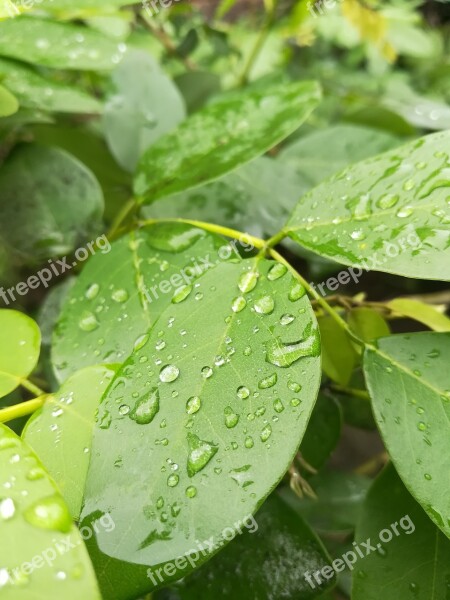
[[238, 7, 276, 86], [0, 395, 48, 424], [330, 384, 370, 401], [108, 198, 139, 240], [269, 248, 365, 347], [20, 378, 45, 397], [140, 16, 197, 71]]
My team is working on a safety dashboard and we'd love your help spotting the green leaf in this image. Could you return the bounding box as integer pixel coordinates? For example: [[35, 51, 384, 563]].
[[387, 298, 450, 332], [348, 307, 390, 342], [0, 144, 104, 262], [286, 131, 450, 281], [0, 57, 102, 113], [353, 464, 450, 600], [0, 423, 101, 598], [133, 81, 321, 203], [51, 223, 231, 383], [0, 16, 127, 70], [281, 470, 371, 535], [300, 393, 342, 471], [174, 71, 221, 113], [158, 491, 335, 599], [318, 316, 358, 386], [23, 366, 117, 519], [103, 50, 186, 172], [77, 256, 321, 598], [364, 332, 450, 538], [278, 124, 401, 189], [0, 310, 41, 398], [0, 83, 17, 116]]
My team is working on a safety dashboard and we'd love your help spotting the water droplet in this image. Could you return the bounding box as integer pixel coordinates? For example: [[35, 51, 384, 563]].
[[273, 398, 285, 413], [260, 425, 272, 442], [417, 422, 427, 431], [291, 398, 301, 407], [112, 289, 128, 303], [244, 436, 254, 448], [201, 366, 213, 379], [424, 473, 432, 481], [238, 271, 258, 293], [186, 396, 201, 415], [129, 388, 160, 424], [224, 407, 240, 428], [280, 314, 295, 326], [288, 381, 302, 392], [243, 346, 252, 357], [267, 263, 287, 281], [24, 496, 72, 533], [167, 474, 179, 487], [185, 486, 197, 498], [237, 386, 250, 399], [160, 365, 180, 383], [134, 334, 149, 351], [254, 295, 275, 315], [155, 339, 166, 351], [187, 433, 218, 477], [231, 296, 247, 313], [78, 313, 99, 332], [265, 327, 320, 367], [85, 283, 100, 300], [289, 281, 306, 302], [0, 498, 15, 520], [172, 285, 193, 304], [403, 179, 415, 191], [119, 404, 130, 416], [377, 194, 399, 209], [258, 373, 277, 389], [350, 229, 366, 241], [396, 206, 413, 218]]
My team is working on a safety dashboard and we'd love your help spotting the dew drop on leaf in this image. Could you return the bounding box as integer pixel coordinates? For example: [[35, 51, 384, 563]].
[[258, 373, 277, 389], [129, 388, 160, 424], [159, 365, 180, 383], [187, 433, 218, 477], [186, 396, 201, 415], [23, 496, 72, 533], [267, 263, 287, 281], [254, 295, 275, 315]]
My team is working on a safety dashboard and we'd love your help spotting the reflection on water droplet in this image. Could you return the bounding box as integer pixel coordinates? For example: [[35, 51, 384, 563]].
[[186, 396, 201, 415], [258, 373, 277, 389], [260, 425, 272, 442], [85, 284, 100, 300], [224, 407, 240, 428], [112, 289, 128, 303], [160, 365, 179, 383], [172, 285, 193, 304], [231, 296, 247, 313], [134, 334, 149, 351], [24, 496, 72, 533], [129, 388, 160, 424], [245, 436, 254, 448], [201, 366, 213, 379], [424, 473, 432, 481], [254, 295, 275, 315], [273, 398, 285, 413], [119, 404, 130, 416], [267, 263, 287, 281], [79, 313, 99, 332], [265, 326, 320, 367], [291, 398, 301, 407], [167, 474, 179, 487], [238, 271, 258, 293], [237, 386, 250, 399], [376, 194, 399, 209], [350, 230, 366, 241], [280, 314, 295, 326], [0, 498, 15, 520], [185, 486, 197, 498], [396, 206, 413, 218], [289, 281, 306, 302], [187, 433, 218, 477]]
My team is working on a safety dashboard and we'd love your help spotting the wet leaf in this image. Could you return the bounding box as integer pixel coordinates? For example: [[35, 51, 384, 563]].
[[364, 332, 450, 538], [318, 316, 358, 386], [0, 423, 101, 599], [77, 257, 320, 598], [387, 298, 450, 332], [134, 81, 321, 202], [353, 464, 450, 600], [287, 131, 450, 281], [0, 310, 41, 399]]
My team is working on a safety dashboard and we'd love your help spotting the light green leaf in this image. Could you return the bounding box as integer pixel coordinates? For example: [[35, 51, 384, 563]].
[[364, 332, 450, 538], [103, 50, 186, 172], [353, 464, 450, 600], [286, 131, 450, 281], [0, 57, 102, 113], [159, 491, 335, 599], [0, 310, 41, 398], [348, 307, 390, 341], [278, 124, 401, 189], [0, 16, 127, 70], [387, 298, 450, 332], [0, 423, 101, 599], [78, 257, 320, 598], [318, 316, 358, 386], [133, 81, 322, 202], [0, 144, 104, 262], [0, 83, 18, 116], [51, 223, 231, 383], [23, 366, 117, 519]]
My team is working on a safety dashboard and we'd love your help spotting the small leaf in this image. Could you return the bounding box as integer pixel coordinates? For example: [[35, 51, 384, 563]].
[[0, 310, 41, 398], [0, 144, 104, 262], [23, 366, 117, 519], [0, 83, 17, 117], [103, 50, 186, 172], [0, 57, 102, 114], [348, 307, 390, 341], [300, 393, 342, 470], [76, 257, 320, 598], [160, 491, 335, 599], [364, 332, 450, 538], [0, 423, 101, 599], [387, 298, 450, 332], [133, 81, 321, 202], [286, 131, 450, 281], [353, 464, 450, 600], [318, 316, 358, 385], [0, 16, 127, 70]]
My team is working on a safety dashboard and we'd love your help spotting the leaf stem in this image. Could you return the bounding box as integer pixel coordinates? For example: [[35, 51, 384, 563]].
[[330, 384, 370, 401], [20, 378, 45, 397], [108, 197, 139, 240], [238, 4, 277, 86], [0, 395, 48, 424]]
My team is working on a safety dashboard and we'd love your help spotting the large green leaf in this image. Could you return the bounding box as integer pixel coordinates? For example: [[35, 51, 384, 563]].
[[353, 464, 450, 600], [103, 50, 186, 172], [0, 310, 41, 398], [51, 223, 231, 383], [133, 81, 321, 202], [286, 131, 450, 280], [0, 423, 101, 599], [0, 144, 104, 262], [76, 256, 321, 598], [157, 491, 335, 600], [23, 366, 117, 519], [0, 57, 102, 113], [364, 332, 450, 538], [0, 16, 127, 70]]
